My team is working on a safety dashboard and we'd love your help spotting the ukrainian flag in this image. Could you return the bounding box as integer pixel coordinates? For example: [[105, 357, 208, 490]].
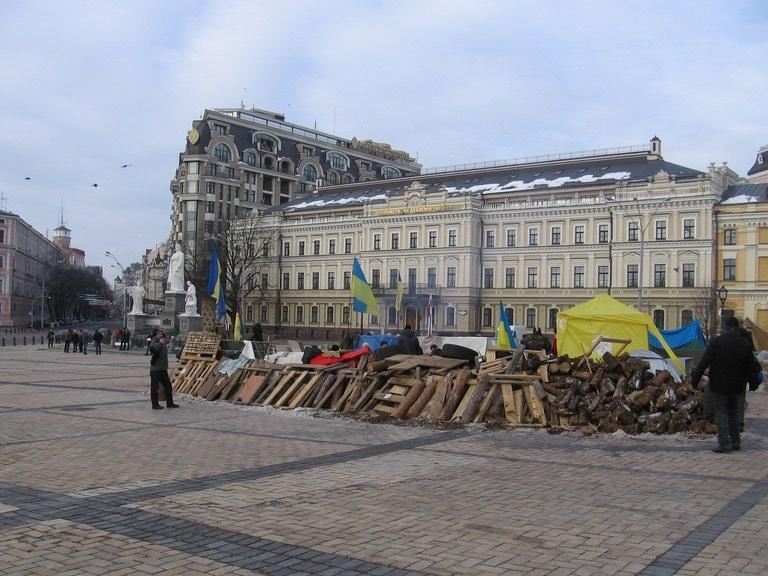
[[496, 301, 516, 349], [351, 258, 378, 314], [395, 272, 404, 312], [207, 241, 226, 321]]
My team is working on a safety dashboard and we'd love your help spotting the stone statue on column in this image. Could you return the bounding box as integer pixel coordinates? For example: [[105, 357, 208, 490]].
[[129, 281, 145, 315], [184, 281, 199, 316], [167, 243, 185, 292]]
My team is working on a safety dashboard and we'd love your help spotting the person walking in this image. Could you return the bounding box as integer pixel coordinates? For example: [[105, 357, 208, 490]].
[[64, 329, 72, 353], [80, 330, 89, 355], [148, 330, 179, 410], [692, 316, 762, 453], [47, 329, 54, 348], [124, 328, 131, 351], [71, 330, 79, 353], [93, 329, 103, 355]]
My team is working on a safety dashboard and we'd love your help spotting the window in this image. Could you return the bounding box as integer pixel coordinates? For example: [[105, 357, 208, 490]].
[[371, 269, 380, 288], [427, 268, 436, 288], [246, 305, 254, 323], [429, 231, 437, 248], [653, 309, 665, 330], [382, 166, 400, 179], [654, 264, 666, 287], [409, 232, 418, 249], [328, 153, 347, 170], [312, 272, 320, 290], [0, 256, 3, 268], [245, 153, 256, 166], [548, 308, 558, 330], [681, 309, 693, 326], [484, 268, 494, 289], [297, 273, 305, 290], [724, 258, 736, 281], [342, 306, 350, 324], [207, 164, 217, 177], [391, 233, 399, 250], [344, 238, 352, 253], [628, 221, 639, 241], [261, 274, 268, 289], [370, 314, 379, 325], [205, 201, 214, 213], [388, 306, 397, 325], [448, 230, 457, 247], [226, 167, 235, 179], [311, 306, 319, 323], [327, 271, 335, 290], [260, 306, 268, 323], [313, 240, 320, 255], [485, 231, 495, 248], [598, 265, 609, 288], [447, 267, 456, 288], [682, 263, 695, 287], [373, 234, 381, 250], [527, 267, 538, 288], [528, 228, 538, 246], [282, 273, 290, 290], [551, 227, 561, 245], [505, 268, 516, 288], [282, 305, 289, 323], [326, 305, 335, 324], [526, 308, 536, 329], [302, 146, 313, 156], [655, 221, 667, 240], [283, 242, 290, 256], [482, 308, 493, 327], [724, 229, 736, 245], [206, 181, 215, 194], [329, 239, 336, 254], [574, 225, 585, 244], [683, 219, 695, 240], [505, 307, 514, 325], [507, 229, 517, 247], [328, 172, 339, 185], [296, 305, 304, 323], [343, 271, 351, 290], [298, 241, 305, 256], [627, 264, 638, 288], [446, 307, 455, 327], [550, 266, 561, 288], [214, 143, 231, 162], [303, 164, 317, 182], [598, 224, 609, 244], [387, 270, 398, 288], [573, 266, 585, 288]]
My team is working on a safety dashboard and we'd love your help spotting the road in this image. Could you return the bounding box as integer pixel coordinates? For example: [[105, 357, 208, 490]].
[[1, 344, 767, 575]]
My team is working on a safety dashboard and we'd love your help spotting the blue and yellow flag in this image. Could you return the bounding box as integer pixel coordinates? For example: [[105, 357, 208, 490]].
[[207, 241, 226, 321], [351, 258, 378, 314], [395, 272, 404, 312], [497, 301, 516, 349], [234, 311, 242, 341]]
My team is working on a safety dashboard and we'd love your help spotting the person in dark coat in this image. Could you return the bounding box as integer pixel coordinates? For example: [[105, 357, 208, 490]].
[[692, 316, 761, 453], [149, 330, 179, 410], [93, 329, 103, 355], [400, 325, 423, 355], [70, 330, 79, 353]]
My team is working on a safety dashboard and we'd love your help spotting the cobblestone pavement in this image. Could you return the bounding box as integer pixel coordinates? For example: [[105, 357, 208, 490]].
[[1, 345, 767, 576]]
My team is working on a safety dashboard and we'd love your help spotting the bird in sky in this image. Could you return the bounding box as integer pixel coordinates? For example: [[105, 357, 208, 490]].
[[24, 177, 31, 180], [121, 163, 132, 168], [91, 183, 98, 188]]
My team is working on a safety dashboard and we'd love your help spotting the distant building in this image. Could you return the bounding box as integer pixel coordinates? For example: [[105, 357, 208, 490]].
[[0, 211, 65, 327], [747, 144, 768, 184], [169, 107, 422, 275], [52, 224, 85, 267], [142, 244, 169, 312]]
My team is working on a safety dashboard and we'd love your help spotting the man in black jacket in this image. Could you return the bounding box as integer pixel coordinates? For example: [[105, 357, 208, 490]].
[[692, 316, 761, 453], [149, 330, 180, 410]]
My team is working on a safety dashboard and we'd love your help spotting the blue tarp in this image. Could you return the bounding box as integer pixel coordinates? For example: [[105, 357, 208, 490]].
[[356, 334, 400, 352], [649, 320, 706, 350]]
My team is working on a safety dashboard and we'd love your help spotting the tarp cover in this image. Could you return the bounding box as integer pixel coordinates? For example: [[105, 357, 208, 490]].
[[557, 294, 682, 371], [648, 320, 706, 350], [357, 334, 400, 352]]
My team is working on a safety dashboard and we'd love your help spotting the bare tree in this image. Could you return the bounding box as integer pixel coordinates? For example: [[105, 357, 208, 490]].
[[692, 286, 715, 340]]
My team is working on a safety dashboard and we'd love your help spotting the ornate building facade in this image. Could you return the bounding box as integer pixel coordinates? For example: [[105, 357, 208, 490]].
[[240, 138, 742, 340]]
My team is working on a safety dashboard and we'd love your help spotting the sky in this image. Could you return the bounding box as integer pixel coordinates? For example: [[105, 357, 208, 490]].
[[1, 0, 766, 283]]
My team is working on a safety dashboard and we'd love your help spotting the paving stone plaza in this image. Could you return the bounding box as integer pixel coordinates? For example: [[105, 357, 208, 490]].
[[1, 345, 767, 576]]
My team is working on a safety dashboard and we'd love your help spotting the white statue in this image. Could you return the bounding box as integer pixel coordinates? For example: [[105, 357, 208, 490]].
[[168, 243, 185, 292], [184, 281, 198, 315], [129, 282, 145, 315]]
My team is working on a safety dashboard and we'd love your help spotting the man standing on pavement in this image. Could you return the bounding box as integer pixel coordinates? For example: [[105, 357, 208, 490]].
[[692, 316, 761, 453], [93, 329, 103, 355], [149, 330, 179, 410]]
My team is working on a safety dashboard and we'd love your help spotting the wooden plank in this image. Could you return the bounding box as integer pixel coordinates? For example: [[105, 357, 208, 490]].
[[261, 371, 296, 406], [314, 372, 348, 409], [392, 379, 426, 419], [439, 369, 471, 421], [460, 374, 491, 423], [349, 377, 383, 413], [288, 373, 324, 408], [275, 371, 310, 407], [422, 371, 453, 420], [501, 383, 519, 423], [451, 385, 474, 421], [236, 374, 266, 404], [473, 382, 499, 423], [387, 356, 468, 371], [522, 384, 547, 425]]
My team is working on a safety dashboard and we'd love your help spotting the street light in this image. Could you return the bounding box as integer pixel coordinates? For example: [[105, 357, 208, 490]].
[[717, 284, 728, 332], [105, 251, 128, 328], [633, 196, 671, 311]]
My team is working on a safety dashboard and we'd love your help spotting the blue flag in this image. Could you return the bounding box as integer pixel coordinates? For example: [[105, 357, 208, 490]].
[[207, 241, 226, 321], [351, 258, 378, 314]]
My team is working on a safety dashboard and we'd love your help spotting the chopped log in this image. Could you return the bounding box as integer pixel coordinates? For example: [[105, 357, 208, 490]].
[[392, 378, 426, 419], [438, 369, 471, 421], [407, 375, 438, 418], [423, 371, 453, 419], [472, 381, 499, 423]]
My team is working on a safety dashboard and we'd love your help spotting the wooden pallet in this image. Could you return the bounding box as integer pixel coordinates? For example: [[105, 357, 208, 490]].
[[180, 331, 221, 361]]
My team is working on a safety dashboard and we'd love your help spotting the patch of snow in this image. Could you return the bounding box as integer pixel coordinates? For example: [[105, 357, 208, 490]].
[[721, 194, 758, 204], [286, 193, 388, 211], [445, 172, 632, 194]]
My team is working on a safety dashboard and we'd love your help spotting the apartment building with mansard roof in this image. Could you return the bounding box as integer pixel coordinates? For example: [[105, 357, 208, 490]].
[[243, 137, 739, 340], [168, 107, 421, 275]]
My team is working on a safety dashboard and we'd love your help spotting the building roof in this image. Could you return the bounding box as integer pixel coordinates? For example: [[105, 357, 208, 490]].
[[269, 149, 704, 214], [747, 144, 768, 177], [720, 183, 768, 204]]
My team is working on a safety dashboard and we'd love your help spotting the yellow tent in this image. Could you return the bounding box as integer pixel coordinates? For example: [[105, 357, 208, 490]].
[[557, 294, 682, 371]]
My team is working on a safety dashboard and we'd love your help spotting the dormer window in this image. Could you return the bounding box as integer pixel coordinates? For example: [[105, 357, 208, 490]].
[[214, 143, 231, 163], [245, 153, 256, 166], [328, 152, 348, 171], [759, 154, 764, 165], [255, 133, 278, 153], [213, 124, 227, 135], [303, 164, 317, 182], [382, 166, 400, 179]]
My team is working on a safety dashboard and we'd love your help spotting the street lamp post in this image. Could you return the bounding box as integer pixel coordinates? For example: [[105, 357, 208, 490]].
[[105, 251, 128, 328], [717, 284, 728, 333]]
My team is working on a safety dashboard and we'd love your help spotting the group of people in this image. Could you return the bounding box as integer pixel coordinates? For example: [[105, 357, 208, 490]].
[[114, 327, 132, 350], [58, 329, 104, 355]]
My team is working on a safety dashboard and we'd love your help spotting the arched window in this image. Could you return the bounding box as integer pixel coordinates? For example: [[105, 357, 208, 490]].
[[328, 171, 339, 185], [214, 143, 231, 163], [382, 166, 400, 179], [245, 152, 256, 166], [328, 152, 348, 170], [280, 160, 291, 173], [303, 164, 317, 182], [264, 157, 274, 170], [343, 174, 353, 184], [681, 309, 693, 326], [388, 306, 397, 325]]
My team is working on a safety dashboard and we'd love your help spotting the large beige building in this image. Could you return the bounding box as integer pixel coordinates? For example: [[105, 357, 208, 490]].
[[243, 138, 740, 340]]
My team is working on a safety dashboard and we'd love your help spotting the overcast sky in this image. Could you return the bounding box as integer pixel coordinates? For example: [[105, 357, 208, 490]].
[[1, 0, 765, 283]]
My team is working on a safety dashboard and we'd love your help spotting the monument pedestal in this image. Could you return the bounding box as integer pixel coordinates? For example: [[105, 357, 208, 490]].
[[127, 313, 151, 336], [178, 314, 203, 338], [162, 291, 186, 335]]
